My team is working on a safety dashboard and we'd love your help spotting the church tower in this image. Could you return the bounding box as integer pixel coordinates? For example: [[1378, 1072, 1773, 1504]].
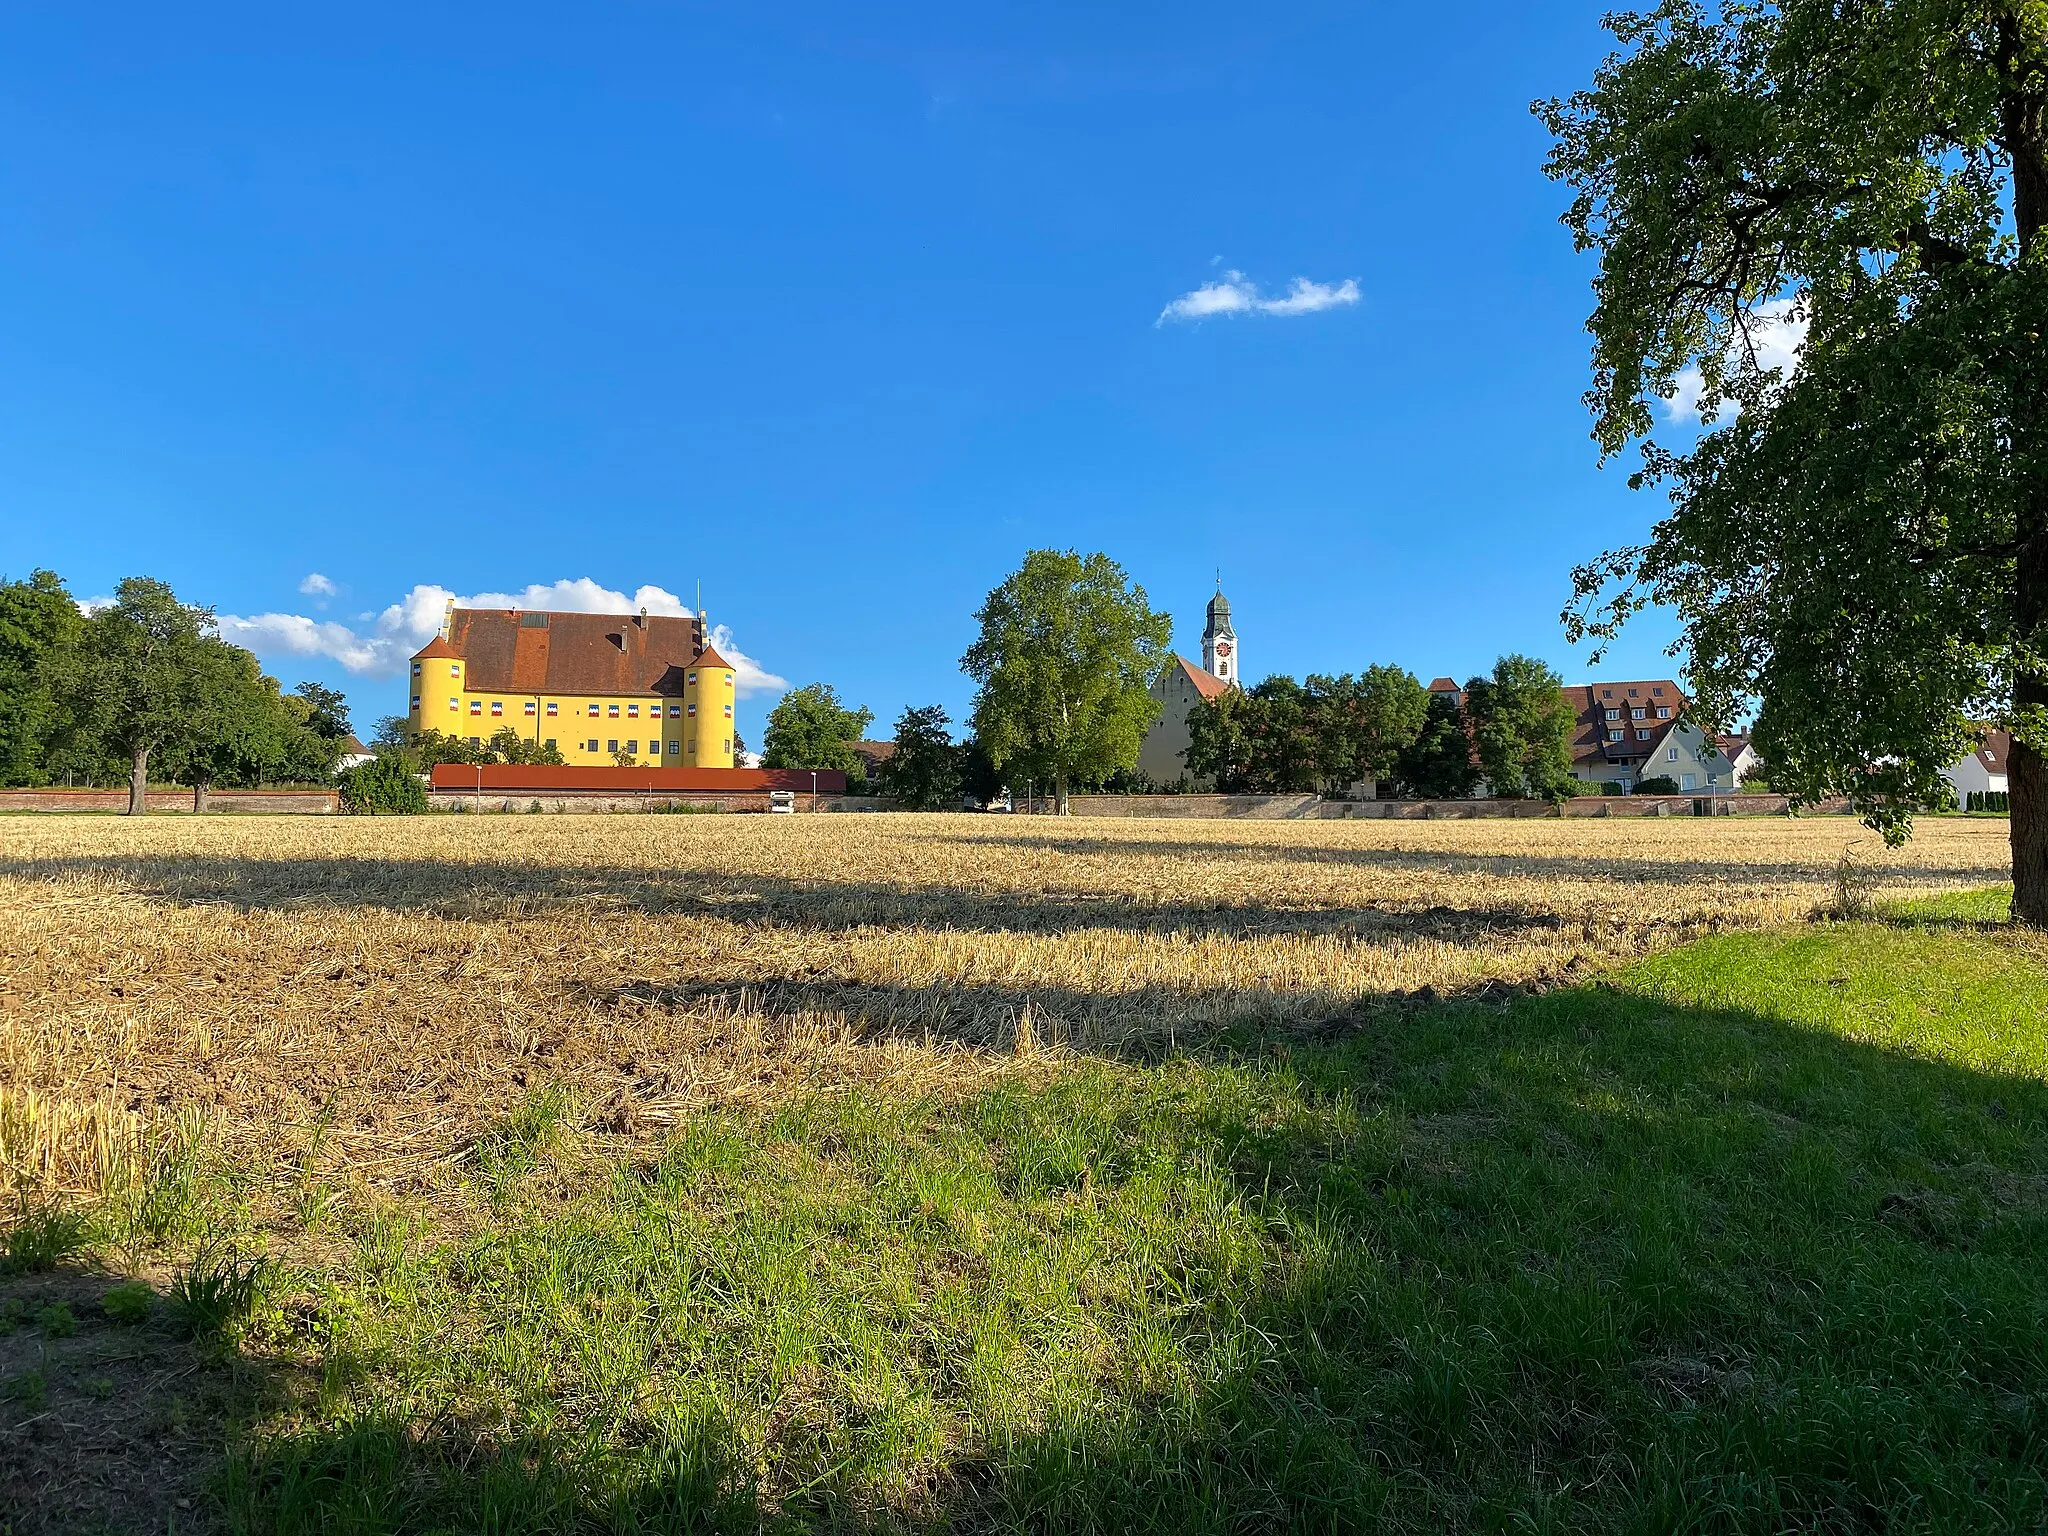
[[1202, 585, 1238, 687]]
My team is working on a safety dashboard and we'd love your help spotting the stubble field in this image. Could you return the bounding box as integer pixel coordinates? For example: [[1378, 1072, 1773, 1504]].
[[1, 809, 2041, 1534], [0, 811, 2012, 1191]]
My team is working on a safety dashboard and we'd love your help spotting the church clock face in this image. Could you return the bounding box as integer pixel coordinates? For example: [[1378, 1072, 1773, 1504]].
[[1214, 641, 1232, 659]]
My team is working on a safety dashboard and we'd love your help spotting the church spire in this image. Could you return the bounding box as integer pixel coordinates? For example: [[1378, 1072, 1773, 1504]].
[[1202, 580, 1238, 687]]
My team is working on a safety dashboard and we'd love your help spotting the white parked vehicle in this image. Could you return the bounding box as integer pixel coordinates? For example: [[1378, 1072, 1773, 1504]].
[[767, 789, 797, 814]]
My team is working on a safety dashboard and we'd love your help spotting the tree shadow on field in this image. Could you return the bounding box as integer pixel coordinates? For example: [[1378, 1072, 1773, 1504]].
[[0, 851, 1702, 950], [942, 828, 2012, 892], [217, 950, 2048, 1534]]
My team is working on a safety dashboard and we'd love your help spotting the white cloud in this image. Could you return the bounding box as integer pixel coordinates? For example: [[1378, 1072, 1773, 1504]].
[[707, 623, 788, 698], [1665, 297, 1809, 423], [298, 572, 338, 599], [1157, 269, 1360, 325], [218, 577, 786, 693]]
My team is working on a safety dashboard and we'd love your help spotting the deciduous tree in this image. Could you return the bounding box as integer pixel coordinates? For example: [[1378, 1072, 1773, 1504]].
[[880, 705, 963, 810], [0, 571, 85, 787], [761, 684, 874, 777], [1394, 690, 1481, 800], [963, 550, 1172, 813], [1540, 0, 2048, 919], [1465, 654, 1578, 802], [69, 578, 224, 814]]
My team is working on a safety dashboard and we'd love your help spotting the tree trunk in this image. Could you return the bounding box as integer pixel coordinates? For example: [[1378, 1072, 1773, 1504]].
[[1056, 775, 1071, 816], [2005, 41, 2048, 922], [194, 777, 211, 814], [127, 748, 148, 816]]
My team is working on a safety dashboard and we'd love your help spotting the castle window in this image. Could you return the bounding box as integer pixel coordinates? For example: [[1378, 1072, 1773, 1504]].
[[448, 697, 458, 711], [687, 671, 697, 685], [669, 705, 681, 717], [628, 704, 639, 717], [470, 701, 482, 715], [524, 701, 536, 715], [491, 701, 503, 716], [411, 663, 421, 677], [723, 738, 731, 753], [724, 704, 733, 718], [687, 703, 697, 716], [667, 740, 680, 755], [588, 704, 598, 716], [411, 696, 421, 710], [450, 664, 460, 677], [546, 702, 558, 716], [607, 739, 618, 753], [544, 739, 557, 751], [468, 737, 480, 747], [586, 739, 598, 753], [626, 740, 638, 754], [608, 704, 620, 717]]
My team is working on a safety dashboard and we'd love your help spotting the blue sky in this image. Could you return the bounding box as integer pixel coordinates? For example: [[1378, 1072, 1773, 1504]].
[[0, 1, 1701, 743]]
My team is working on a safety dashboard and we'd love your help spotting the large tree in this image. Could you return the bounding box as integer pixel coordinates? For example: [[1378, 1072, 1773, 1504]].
[[760, 684, 874, 778], [1541, 0, 2048, 919], [68, 578, 225, 814], [0, 570, 86, 787], [1465, 654, 1579, 802], [1305, 667, 1431, 792], [963, 550, 1172, 813]]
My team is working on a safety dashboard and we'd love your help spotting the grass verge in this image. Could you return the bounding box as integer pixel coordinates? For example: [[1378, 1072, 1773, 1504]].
[[10, 889, 2047, 1532]]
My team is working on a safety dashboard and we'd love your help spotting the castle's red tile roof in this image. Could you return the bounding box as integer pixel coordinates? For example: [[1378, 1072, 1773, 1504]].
[[421, 608, 708, 697], [413, 637, 460, 660], [691, 646, 735, 671]]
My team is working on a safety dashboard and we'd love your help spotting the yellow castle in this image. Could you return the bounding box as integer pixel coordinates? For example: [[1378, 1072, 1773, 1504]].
[[407, 602, 737, 767]]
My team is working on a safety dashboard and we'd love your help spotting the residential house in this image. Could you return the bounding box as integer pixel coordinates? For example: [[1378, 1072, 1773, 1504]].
[[1942, 729, 2011, 803]]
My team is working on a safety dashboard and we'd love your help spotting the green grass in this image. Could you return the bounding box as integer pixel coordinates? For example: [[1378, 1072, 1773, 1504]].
[[126, 889, 2048, 1529]]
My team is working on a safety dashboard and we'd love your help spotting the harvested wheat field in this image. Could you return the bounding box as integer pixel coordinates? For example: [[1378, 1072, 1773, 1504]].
[[4, 810, 2044, 1535], [0, 811, 2010, 1192]]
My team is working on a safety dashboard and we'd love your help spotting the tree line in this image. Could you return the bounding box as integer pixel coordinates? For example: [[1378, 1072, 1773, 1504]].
[[0, 571, 356, 812], [754, 549, 1584, 811]]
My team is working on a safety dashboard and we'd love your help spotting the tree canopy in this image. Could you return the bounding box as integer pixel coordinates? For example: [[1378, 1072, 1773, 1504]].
[[963, 550, 1172, 812], [1540, 0, 2048, 918], [760, 684, 874, 777], [1394, 690, 1481, 800], [878, 705, 964, 810], [1465, 654, 1578, 802], [0, 571, 86, 787]]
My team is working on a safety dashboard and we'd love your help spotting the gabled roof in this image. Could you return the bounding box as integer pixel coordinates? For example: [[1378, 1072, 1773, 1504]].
[[1976, 728, 2011, 772], [1563, 679, 1686, 768], [429, 608, 707, 697], [1426, 676, 1460, 693], [1175, 655, 1231, 700]]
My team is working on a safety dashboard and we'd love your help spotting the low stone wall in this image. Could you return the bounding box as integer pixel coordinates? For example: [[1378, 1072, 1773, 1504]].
[[0, 788, 338, 814], [1058, 794, 1326, 819], [425, 791, 891, 814], [1060, 792, 1848, 821]]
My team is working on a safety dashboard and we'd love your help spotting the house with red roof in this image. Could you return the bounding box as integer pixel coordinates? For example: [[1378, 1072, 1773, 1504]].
[[1943, 729, 2011, 803]]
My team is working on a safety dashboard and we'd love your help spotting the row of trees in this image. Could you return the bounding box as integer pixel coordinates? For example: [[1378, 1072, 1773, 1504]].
[[751, 552, 1586, 811], [0, 571, 354, 812], [1183, 656, 1577, 800]]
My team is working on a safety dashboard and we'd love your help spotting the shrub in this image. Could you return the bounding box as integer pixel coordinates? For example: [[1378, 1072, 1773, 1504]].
[[1968, 790, 2010, 814], [36, 1303, 77, 1338], [340, 755, 428, 815], [102, 1281, 153, 1325], [1635, 775, 1681, 795]]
